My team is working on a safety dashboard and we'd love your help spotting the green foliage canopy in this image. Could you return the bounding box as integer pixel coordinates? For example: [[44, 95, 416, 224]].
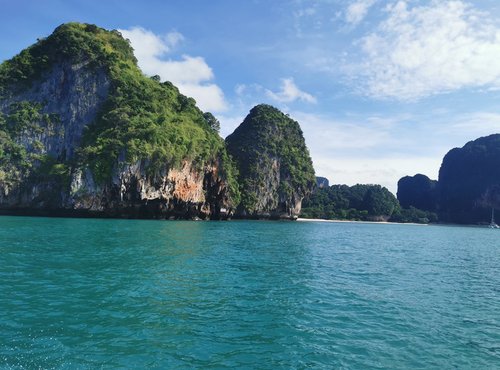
[[302, 184, 399, 220]]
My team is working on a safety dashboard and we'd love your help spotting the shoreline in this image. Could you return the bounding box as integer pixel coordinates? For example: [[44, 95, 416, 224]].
[[296, 218, 428, 226]]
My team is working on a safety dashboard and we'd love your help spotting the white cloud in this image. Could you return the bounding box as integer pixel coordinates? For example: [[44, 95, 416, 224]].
[[119, 27, 169, 61], [291, 107, 500, 193], [346, 0, 376, 25], [290, 111, 410, 193], [218, 113, 246, 138], [266, 78, 317, 103], [164, 31, 184, 48], [431, 112, 500, 144], [234, 84, 247, 96], [177, 83, 226, 114], [294, 6, 316, 19], [353, 0, 500, 100], [118, 27, 227, 112], [234, 83, 264, 98], [293, 111, 393, 150], [145, 55, 213, 84], [313, 156, 442, 194], [288, 110, 455, 193]]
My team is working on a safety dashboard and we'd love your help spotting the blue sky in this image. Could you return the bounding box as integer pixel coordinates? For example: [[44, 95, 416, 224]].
[[2, 0, 500, 193]]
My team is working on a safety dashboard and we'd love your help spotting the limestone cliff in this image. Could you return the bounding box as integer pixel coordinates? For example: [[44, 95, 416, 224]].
[[0, 23, 238, 219], [225, 104, 315, 219], [316, 176, 329, 189], [397, 174, 438, 212], [438, 134, 500, 224]]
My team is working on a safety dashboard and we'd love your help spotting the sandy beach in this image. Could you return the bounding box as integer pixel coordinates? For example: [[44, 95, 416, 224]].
[[296, 218, 428, 226]]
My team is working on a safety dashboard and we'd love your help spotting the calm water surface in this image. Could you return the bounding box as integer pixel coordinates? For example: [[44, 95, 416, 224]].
[[0, 216, 498, 369]]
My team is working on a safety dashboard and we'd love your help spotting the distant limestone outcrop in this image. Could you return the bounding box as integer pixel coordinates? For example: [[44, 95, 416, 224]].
[[397, 174, 438, 212], [397, 134, 500, 224], [438, 134, 500, 223], [316, 176, 329, 189], [226, 104, 315, 219]]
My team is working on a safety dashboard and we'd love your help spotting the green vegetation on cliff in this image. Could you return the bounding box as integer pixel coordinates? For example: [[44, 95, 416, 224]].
[[0, 23, 240, 204], [302, 184, 437, 223], [301, 184, 399, 220], [226, 104, 315, 216], [0, 23, 135, 96], [0, 101, 62, 188]]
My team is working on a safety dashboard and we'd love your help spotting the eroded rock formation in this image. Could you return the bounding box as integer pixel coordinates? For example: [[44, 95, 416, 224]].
[[226, 104, 315, 219]]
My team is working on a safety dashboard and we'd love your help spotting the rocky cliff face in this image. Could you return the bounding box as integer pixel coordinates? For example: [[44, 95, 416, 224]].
[[396, 134, 500, 224], [61, 159, 231, 219], [438, 134, 500, 224], [225, 104, 315, 219], [0, 60, 110, 160], [0, 23, 236, 219], [397, 174, 438, 212]]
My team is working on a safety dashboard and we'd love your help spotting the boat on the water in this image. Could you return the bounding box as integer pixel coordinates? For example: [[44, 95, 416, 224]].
[[489, 208, 499, 228]]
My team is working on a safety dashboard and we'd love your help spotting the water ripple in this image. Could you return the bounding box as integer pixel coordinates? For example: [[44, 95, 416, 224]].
[[0, 218, 499, 368]]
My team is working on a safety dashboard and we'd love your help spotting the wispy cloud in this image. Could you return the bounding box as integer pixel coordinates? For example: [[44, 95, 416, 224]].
[[292, 111, 393, 151], [118, 27, 227, 112], [266, 78, 317, 104], [286, 108, 500, 192], [289, 110, 417, 192], [217, 113, 246, 138], [350, 0, 500, 100], [346, 0, 376, 25], [313, 155, 442, 193], [433, 112, 500, 142]]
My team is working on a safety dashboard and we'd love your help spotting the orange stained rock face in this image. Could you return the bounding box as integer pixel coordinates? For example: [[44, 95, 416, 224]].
[[168, 162, 205, 203]]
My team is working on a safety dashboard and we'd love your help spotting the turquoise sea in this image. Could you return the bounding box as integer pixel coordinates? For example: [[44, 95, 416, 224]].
[[0, 216, 498, 369]]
